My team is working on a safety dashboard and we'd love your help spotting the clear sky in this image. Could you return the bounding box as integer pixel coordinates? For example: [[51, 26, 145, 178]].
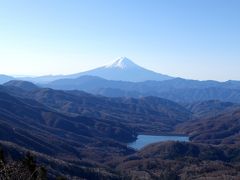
[[0, 0, 239, 81]]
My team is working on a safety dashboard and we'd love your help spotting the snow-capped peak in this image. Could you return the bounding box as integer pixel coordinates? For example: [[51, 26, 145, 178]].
[[105, 57, 139, 69]]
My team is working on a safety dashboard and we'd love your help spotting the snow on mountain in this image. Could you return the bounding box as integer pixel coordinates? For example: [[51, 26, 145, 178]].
[[104, 57, 140, 69]]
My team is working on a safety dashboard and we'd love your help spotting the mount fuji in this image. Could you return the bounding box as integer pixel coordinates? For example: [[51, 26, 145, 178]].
[[69, 57, 173, 82], [24, 57, 173, 83]]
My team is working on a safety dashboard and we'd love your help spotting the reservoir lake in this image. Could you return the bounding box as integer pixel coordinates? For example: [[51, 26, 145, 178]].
[[129, 135, 189, 150]]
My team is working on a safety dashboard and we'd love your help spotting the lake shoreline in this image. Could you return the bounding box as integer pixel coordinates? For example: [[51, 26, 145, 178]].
[[128, 134, 190, 150], [136, 133, 189, 137]]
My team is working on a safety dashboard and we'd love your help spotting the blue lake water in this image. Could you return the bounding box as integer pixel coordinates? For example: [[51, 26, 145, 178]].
[[128, 135, 189, 150]]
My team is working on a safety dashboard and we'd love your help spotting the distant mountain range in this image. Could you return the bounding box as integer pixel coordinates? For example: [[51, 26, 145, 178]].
[[18, 57, 173, 83], [44, 76, 240, 103], [1, 57, 240, 103]]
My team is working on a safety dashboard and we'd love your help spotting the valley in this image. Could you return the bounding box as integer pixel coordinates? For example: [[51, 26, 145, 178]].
[[1, 77, 240, 179], [1, 59, 240, 179]]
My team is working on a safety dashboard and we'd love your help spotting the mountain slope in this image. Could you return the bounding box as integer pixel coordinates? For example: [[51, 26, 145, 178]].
[[2, 81, 192, 133], [25, 88, 191, 133], [185, 100, 240, 118], [0, 90, 138, 178], [176, 108, 240, 145], [116, 141, 240, 179]]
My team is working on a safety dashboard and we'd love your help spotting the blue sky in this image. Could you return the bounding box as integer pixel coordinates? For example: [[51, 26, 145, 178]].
[[0, 0, 239, 81]]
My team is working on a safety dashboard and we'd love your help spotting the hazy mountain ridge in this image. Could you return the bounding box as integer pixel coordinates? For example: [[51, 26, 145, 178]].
[[0, 75, 14, 84], [4, 80, 39, 91], [45, 76, 240, 103], [2, 58, 240, 104]]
